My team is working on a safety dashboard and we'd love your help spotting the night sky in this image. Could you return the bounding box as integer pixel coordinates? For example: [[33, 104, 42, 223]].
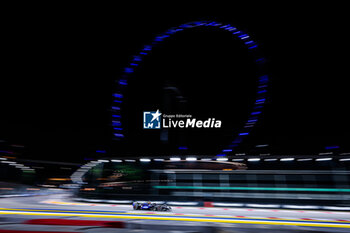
[[1, 4, 349, 162]]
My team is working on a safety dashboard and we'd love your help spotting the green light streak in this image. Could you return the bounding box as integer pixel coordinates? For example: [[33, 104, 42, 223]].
[[153, 186, 350, 192]]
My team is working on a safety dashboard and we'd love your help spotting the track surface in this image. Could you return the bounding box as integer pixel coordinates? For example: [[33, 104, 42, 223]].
[[0, 194, 350, 232]]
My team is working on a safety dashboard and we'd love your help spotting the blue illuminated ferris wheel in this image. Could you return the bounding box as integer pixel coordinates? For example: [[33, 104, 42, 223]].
[[111, 21, 269, 156]]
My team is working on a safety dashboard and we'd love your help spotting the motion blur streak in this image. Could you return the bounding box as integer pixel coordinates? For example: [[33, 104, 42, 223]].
[[1, 208, 350, 228]]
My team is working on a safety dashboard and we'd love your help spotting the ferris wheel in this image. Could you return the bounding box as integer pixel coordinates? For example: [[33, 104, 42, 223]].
[[111, 21, 269, 156]]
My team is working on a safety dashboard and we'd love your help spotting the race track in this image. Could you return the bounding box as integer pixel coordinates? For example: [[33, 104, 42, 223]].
[[0, 194, 349, 232]]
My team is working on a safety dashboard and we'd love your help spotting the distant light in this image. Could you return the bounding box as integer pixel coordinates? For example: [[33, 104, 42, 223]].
[[297, 158, 313, 161], [239, 133, 249, 136], [111, 159, 122, 163], [96, 150, 106, 153], [98, 159, 109, 163], [1, 161, 16, 164], [280, 158, 295, 161], [186, 157, 197, 161], [325, 146, 339, 150], [251, 111, 261, 115], [124, 67, 134, 73], [125, 159, 136, 162], [217, 158, 228, 161], [235, 153, 246, 156], [264, 158, 277, 161], [143, 45, 152, 51], [140, 158, 151, 162], [222, 149, 232, 152], [339, 158, 350, 161], [283, 205, 319, 209], [200, 158, 212, 161], [232, 159, 244, 161], [247, 119, 257, 123], [90, 160, 101, 164], [113, 93, 123, 98], [340, 152, 350, 155], [154, 159, 164, 162], [319, 152, 333, 155], [119, 80, 127, 85], [259, 75, 268, 81], [178, 146, 188, 150], [238, 33, 248, 38], [259, 153, 270, 156], [248, 158, 260, 162], [216, 154, 226, 157], [247, 204, 280, 208], [323, 206, 350, 211], [316, 158, 332, 161], [170, 157, 181, 161], [22, 168, 34, 171], [255, 98, 266, 103], [0, 158, 7, 160], [216, 154, 226, 156], [133, 56, 142, 61]]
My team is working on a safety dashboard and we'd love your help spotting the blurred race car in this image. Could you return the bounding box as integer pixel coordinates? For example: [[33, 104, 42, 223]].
[[132, 201, 171, 211]]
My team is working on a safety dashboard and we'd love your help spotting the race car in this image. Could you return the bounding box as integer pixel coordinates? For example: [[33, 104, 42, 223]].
[[132, 201, 172, 211]]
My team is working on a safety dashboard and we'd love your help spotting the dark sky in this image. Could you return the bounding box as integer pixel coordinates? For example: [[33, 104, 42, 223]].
[[1, 4, 349, 161]]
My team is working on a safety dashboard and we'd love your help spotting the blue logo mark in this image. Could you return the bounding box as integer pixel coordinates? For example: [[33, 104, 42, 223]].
[[143, 110, 162, 129]]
